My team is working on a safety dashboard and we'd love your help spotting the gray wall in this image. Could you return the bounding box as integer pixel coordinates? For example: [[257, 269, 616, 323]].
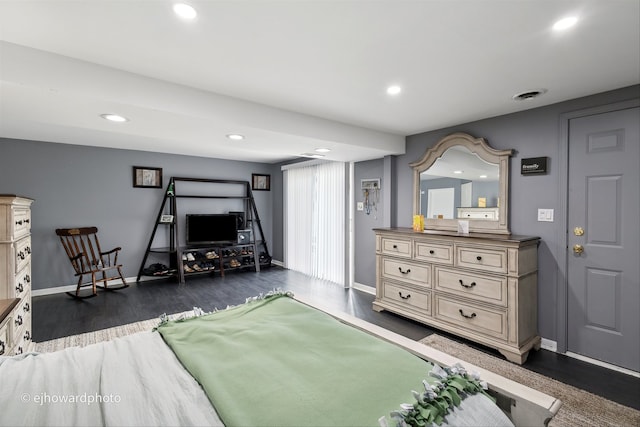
[[376, 84, 639, 342], [0, 138, 276, 291], [354, 159, 384, 288]]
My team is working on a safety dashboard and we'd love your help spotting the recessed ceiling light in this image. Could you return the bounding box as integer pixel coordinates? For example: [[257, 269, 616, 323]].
[[315, 148, 331, 153], [553, 16, 578, 31], [386, 85, 402, 95], [453, 170, 463, 174], [226, 134, 244, 140], [173, 3, 197, 20], [300, 153, 325, 158], [512, 89, 547, 101], [479, 175, 488, 178], [100, 113, 129, 123]]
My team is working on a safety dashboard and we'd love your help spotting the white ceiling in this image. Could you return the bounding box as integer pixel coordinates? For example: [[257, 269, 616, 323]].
[[1, 0, 638, 164]]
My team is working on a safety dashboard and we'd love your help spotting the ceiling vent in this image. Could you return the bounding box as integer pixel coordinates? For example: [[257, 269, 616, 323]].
[[512, 89, 547, 101]]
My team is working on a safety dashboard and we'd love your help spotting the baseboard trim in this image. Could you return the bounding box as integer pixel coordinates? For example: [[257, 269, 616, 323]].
[[540, 337, 557, 352], [539, 337, 639, 378], [352, 282, 375, 295], [32, 276, 158, 297], [270, 259, 284, 267], [565, 352, 640, 378]]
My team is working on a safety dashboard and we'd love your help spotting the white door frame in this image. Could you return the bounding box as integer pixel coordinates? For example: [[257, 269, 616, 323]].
[[556, 98, 640, 353]]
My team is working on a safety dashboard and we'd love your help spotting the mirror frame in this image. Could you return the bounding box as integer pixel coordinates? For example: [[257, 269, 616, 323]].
[[411, 132, 513, 234]]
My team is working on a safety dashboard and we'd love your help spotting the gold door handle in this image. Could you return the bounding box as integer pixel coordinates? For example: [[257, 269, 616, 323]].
[[574, 227, 584, 236], [573, 244, 584, 255]]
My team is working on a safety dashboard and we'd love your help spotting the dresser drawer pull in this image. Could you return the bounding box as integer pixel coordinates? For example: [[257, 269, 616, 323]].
[[398, 267, 411, 275], [24, 302, 30, 312], [25, 274, 31, 283], [459, 309, 477, 319], [16, 283, 24, 293], [392, 244, 398, 249], [18, 251, 25, 260], [459, 279, 477, 289], [15, 315, 23, 327], [25, 246, 31, 254], [15, 220, 23, 225], [398, 291, 411, 300], [24, 331, 31, 341], [0, 340, 4, 355], [476, 256, 482, 261], [429, 250, 435, 254], [16, 346, 23, 355]]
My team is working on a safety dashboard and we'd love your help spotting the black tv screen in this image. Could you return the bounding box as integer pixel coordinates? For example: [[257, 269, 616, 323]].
[[186, 214, 238, 245]]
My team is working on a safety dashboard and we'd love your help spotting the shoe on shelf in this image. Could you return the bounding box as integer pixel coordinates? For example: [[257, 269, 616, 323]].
[[186, 253, 196, 261], [183, 264, 194, 273]]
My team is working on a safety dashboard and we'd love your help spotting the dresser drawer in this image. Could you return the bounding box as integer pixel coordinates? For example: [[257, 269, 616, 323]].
[[435, 267, 507, 306], [15, 292, 31, 321], [434, 295, 507, 340], [456, 244, 508, 274], [414, 241, 453, 265], [382, 280, 431, 314], [380, 237, 411, 258], [14, 265, 31, 299], [15, 236, 32, 274], [382, 258, 430, 288], [12, 208, 31, 240], [0, 318, 9, 356]]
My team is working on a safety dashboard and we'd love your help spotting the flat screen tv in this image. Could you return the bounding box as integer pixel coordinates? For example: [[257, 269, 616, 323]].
[[186, 214, 238, 245]]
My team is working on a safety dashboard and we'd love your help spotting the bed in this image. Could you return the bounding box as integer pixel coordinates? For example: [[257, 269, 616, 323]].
[[0, 291, 561, 427]]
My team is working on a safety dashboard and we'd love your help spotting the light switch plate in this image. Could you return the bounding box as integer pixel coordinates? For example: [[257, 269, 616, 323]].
[[357, 202, 364, 211], [537, 208, 554, 222]]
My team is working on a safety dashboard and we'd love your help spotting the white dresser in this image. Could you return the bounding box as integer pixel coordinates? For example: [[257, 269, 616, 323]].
[[373, 227, 540, 364], [0, 195, 34, 355]]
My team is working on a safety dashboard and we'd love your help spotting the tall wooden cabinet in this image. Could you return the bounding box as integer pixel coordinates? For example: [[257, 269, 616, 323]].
[[0, 195, 34, 355], [373, 227, 540, 364]]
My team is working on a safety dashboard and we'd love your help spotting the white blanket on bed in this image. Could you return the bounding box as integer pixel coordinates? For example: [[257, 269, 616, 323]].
[[0, 331, 223, 427]]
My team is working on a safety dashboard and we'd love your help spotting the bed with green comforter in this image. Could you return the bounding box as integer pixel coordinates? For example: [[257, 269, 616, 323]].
[[0, 291, 514, 427], [157, 292, 510, 427]]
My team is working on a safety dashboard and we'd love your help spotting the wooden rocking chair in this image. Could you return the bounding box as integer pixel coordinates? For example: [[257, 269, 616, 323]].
[[56, 227, 129, 299]]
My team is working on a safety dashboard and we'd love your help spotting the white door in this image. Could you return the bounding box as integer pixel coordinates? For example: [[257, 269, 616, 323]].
[[427, 188, 454, 219], [567, 106, 639, 371]]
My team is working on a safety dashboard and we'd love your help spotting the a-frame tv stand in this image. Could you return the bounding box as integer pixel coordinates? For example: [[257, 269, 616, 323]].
[[137, 177, 271, 284]]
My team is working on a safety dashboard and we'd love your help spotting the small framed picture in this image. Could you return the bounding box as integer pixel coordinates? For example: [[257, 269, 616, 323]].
[[159, 214, 174, 224], [133, 166, 163, 188], [252, 174, 271, 191]]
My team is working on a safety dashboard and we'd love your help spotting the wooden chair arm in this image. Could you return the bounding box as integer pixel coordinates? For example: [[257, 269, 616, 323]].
[[100, 247, 122, 255], [70, 253, 85, 262]]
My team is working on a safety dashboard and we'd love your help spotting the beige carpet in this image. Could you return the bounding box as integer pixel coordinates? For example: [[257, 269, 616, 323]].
[[420, 334, 640, 427]]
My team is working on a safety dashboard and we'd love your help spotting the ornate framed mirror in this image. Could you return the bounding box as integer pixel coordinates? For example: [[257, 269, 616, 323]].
[[411, 132, 513, 234]]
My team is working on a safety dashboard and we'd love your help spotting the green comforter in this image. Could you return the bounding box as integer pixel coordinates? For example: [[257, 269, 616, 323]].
[[157, 294, 431, 427]]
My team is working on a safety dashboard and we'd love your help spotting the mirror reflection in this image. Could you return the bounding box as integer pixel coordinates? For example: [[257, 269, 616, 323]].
[[419, 146, 499, 220]]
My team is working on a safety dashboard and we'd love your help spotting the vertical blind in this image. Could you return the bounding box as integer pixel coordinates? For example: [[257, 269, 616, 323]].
[[284, 161, 345, 285]]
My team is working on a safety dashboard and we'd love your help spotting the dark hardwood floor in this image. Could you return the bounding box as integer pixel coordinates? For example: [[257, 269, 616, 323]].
[[33, 266, 640, 411]]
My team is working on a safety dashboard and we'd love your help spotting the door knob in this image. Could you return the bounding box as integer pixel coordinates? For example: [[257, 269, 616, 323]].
[[573, 244, 584, 255]]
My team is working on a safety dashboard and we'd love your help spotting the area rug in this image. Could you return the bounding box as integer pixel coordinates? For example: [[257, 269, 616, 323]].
[[420, 334, 640, 427], [34, 310, 193, 353]]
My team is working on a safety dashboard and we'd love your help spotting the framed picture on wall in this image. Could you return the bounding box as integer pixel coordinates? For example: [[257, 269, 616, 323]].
[[133, 166, 163, 188], [252, 174, 271, 191]]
